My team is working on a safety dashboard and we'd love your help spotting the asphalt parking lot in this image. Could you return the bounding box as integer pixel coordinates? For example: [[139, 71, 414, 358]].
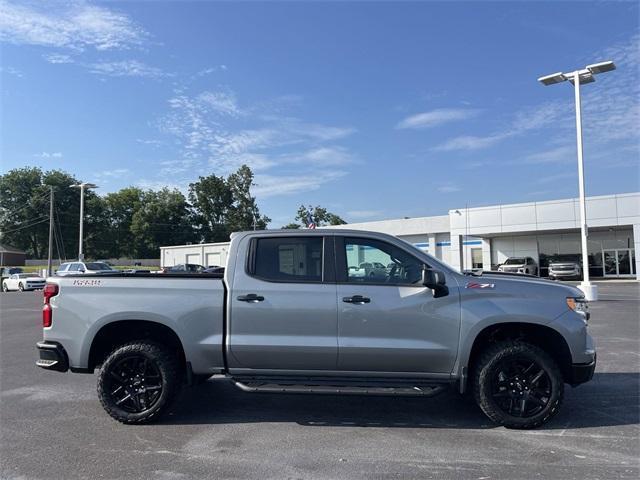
[[1, 282, 638, 480]]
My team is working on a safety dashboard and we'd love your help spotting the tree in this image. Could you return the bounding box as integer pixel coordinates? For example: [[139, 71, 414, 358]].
[[227, 165, 270, 233], [130, 188, 197, 258], [98, 187, 144, 258], [189, 165, 270, 243], [188, 173, 232, 242], [281, 223, 301, 229], [295, 205, 347, 228]]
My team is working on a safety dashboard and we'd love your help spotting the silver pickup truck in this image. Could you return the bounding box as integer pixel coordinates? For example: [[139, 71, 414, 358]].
[[36, 230, 595, 429]]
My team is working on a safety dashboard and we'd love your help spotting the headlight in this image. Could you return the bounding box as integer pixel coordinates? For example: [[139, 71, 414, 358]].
[[567, 297, 590, 322]]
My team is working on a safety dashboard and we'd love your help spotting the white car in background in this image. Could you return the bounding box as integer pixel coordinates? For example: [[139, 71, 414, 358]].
[[2, 273, 46, 292], [56, 261, 117, 276], [497, 257, 538, 276]]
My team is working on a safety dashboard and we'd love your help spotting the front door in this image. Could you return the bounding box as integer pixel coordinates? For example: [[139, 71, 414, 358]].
[[603, 249, 635, 277], [335, 236, 460, 375], [228, 235, 338, 371]]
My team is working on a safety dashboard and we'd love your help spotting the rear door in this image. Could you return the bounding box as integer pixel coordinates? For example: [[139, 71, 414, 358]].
[[335, 236, 460, 374], [227, 235, 338, 371]]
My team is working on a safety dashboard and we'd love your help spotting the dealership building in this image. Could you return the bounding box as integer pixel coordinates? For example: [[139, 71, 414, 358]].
[[160, 191, 640, 280]]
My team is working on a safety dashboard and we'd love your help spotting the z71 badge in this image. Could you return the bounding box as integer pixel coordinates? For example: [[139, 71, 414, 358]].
[[465, 282, 495, 289]]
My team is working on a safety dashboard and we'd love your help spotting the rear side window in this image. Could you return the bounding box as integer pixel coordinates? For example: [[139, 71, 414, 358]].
[[252, 237, 323, 282]]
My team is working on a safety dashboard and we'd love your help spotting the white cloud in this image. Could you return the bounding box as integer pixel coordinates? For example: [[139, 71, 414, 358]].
[[0, 65, 23, 77], [43, 53, 73, 64], [198, 91, 242, 116], [33, 151, 62, 158], [89, 60, 164, 78], [436, 183, 461, 193], [253, 171, 348, 198], [396, 108, 480, 130], [0, 0, 148, 51], [434, 134, 505, 152], [346, 210, 385, 220], [522, 145, 575, 164]]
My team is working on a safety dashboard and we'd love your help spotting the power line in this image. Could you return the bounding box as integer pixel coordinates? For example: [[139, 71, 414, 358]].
[[0, 189, 51, 219], [0, 217, 49, 235]]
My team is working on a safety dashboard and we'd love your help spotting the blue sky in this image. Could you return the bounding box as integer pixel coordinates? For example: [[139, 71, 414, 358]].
[[1, 0, 638, 226]]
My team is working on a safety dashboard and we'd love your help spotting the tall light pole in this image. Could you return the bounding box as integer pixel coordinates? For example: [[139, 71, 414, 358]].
[[70, 182, 98, 261], [538, 60, 616, 301]]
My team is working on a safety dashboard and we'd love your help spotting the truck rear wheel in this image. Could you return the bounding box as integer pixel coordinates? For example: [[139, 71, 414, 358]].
[[97, 341, 180, 424], [473, 341, 564, 429]]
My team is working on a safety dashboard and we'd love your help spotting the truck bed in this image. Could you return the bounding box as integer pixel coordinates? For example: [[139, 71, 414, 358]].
[[44, 275, 226, 374]]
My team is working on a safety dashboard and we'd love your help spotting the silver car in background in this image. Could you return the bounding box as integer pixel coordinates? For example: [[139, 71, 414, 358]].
[[549, 258, 582, 280], [497, 256, 538, 275], [56, 261, 117, 276]]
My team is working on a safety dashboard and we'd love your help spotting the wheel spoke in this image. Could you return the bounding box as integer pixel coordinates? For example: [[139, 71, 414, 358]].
[[145, 385, 162, 391], [530, 369, 545, 385], [110, 371, 126, 383], [111, 385, 124, 395], [519, 398, 527, 417], [527, 394, 546, 407], [115, 393, 131, 406]]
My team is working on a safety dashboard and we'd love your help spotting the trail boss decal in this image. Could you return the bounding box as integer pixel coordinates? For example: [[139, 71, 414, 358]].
[[72, 279, 103, 287], [465, 282, 495, 289]]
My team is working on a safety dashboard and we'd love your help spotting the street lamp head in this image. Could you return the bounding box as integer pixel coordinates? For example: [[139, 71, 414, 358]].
[[538, 72, 566, 86], [586, 60, 616, 75], [568, 73, 595, 85], [70, 182, 99, 189]]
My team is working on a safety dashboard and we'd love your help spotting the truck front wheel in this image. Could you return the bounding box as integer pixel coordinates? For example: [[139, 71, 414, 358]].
[[473, 341, 564, 429], [97, 341, 180, 424]]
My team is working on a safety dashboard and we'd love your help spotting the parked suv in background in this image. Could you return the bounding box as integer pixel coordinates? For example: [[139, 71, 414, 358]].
[[162, 263, 206, 273], [56, 261, 117, 276], [498, 257, 538, 275], [549, 256, 582, 280]]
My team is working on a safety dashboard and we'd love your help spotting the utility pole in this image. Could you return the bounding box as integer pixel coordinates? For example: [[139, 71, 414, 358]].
[[47, 186, 54, 277]]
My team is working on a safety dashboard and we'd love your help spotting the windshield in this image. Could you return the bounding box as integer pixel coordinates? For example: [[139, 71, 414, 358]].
[[16, 274, 39, 279], [85, 262, 114, 271], [504, 257, 526, 265]]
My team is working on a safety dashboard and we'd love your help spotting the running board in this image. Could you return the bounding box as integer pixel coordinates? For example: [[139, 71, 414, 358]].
[[231, 378, 447, 397]]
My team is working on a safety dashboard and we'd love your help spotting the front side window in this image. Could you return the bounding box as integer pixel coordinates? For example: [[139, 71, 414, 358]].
[[69, 263, 81, 272], [343, 237, 423, 285], [253, 237, 323, 282]]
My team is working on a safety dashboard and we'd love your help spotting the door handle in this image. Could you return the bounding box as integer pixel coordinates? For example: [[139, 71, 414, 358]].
[[237, 293, 265, 302], [342, 295, 371, 304]]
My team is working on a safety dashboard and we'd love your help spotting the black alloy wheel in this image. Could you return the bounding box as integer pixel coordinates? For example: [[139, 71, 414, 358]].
[[473, 341, 564, 429], [490, 356, 551, 418], [104, 355, 164, 414], [97, 341, 181, 424]]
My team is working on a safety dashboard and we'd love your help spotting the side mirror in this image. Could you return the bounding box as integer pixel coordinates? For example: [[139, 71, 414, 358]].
[[422, 267, 448, 298]]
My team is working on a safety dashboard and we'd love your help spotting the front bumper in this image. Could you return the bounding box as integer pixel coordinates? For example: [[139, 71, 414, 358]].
[[568, 354, 596, 386], [36, 341, 69, 372]]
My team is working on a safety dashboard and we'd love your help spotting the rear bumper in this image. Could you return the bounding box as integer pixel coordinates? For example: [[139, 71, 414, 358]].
[[36, 341, 69, 372], [568, 354, 596, 386]]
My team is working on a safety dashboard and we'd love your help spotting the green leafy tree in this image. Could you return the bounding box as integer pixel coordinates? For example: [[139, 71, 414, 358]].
[[188, 173, 232, 242], [227, 165, 270, 233], [281, 223, 301, 229], [295, 205, 347, 228], [131, 188, 197, 258], [0, 167, 50, 258], [102, 187, 145, 258], [189, 165, 270, 242]]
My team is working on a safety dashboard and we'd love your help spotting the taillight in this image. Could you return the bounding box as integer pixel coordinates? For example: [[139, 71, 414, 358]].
[[43, 283, 58, 328], [43, 304, 52, 328]]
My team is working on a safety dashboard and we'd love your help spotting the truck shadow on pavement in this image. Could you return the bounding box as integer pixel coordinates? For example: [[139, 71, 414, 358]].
[[162, 372, 639, 430]]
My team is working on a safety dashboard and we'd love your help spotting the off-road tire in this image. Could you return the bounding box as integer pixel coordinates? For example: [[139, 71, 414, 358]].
[[473, 341, 564, 429], [97, 341, 181, 424]]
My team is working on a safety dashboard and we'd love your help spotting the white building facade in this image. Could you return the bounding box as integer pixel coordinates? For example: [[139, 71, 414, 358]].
[[161, 192, 640, 280]]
